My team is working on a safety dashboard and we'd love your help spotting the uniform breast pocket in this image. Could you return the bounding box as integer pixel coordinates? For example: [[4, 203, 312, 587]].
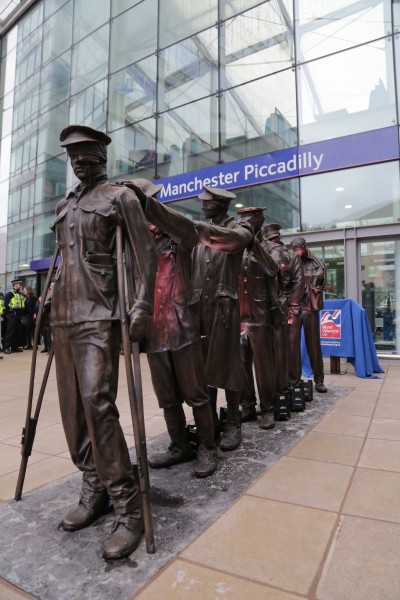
[[85, 262, 116, 307]]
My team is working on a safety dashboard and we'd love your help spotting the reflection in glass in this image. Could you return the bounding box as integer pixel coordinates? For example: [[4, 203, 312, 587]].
[[158, 29, 218, 112], [42, 1, 72, 64], [110, 0, 157, 73], [44, 0, 69, 19], [37, 102, 68, 164], [159, 0, 217, 48], [309, 244, 345, 300], [40, 50, 71, 112], [111, 0, 142, 18], [109, 58, 157, 132], [71, 23, 109, 95], [222, 0, 294, 89], [221, 69, 297, 163], [300, 162, 400, 231], [221, 0, 268, 20], [70, 79, 107, 131], [6, 221, 34, 272], [157, 96, 219, 177], [298, 40, 396, 144], [361, 239, 400, 355], [35, 155, 67, 212], [108, 120, 156, 180], [296, 0, 389, 62], [17, 2, 43, 44], [13, 76, 40, 130], [233, 179, 300, 232], [32, 214, 57, 260], [10, 124, 38, 177], [73, 0, 110, 43]]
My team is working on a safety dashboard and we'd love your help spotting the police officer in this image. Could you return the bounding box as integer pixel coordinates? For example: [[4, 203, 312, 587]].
[[51, 125, 157, 560], [3, 279, 25, 354]]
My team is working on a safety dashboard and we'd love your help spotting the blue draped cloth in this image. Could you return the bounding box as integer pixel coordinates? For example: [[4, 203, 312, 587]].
[[301, 299, 384, 379]]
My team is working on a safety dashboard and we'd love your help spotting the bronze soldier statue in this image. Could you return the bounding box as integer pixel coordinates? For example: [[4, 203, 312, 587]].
[[192, 186, 253, 451], [236, 207, 278, 430], [121, 178, 218, 478], [51, 126, 157, 560], [291, 237, 327, 393], [261, 224, 305, 389]]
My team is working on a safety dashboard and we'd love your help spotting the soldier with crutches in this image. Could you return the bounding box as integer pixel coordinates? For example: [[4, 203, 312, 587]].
[[46, 125, 157, 560]]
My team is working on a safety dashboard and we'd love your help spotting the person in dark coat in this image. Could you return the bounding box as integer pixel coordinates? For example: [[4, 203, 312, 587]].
[[50, 125, 157, 560], [22, 287, 37, 349], [121, 178, 218, 478], [291, 237, 327, 393], [192, 186, 253, 451], [236, 207, 279, 430], [3, 279, 25, 354]]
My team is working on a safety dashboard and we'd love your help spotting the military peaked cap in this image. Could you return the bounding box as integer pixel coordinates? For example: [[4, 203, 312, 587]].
[[237, 206, 266, 215], [60, 125, 112, 147], [129, 178, 164, 197], [263, 223, 282, 240], [198, 185, 236, 201]]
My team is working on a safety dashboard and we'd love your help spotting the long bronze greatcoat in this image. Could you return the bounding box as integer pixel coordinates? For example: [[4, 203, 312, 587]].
[[301, 249, 326, 311], [143, 195, 200, 353], [51, 178, 157, 325], [192, 216, 253, 391]]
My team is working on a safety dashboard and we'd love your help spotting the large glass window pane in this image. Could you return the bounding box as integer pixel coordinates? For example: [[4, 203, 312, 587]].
[[222, 0, 294, 89], [109, 58, 156, 132], [221, 69, 297, 164], [6, 221, 34, 272], [298, 40, 396, 145], [17, 2, 43, 44], [108, 121, 156, 180], [73, 0, 110, 44], [235, 179, 300, 232], [110, 0, 157, 73], [361, 239, 400, 355], [71, 23, 109, 95], [111, 0, 142, 18], [70, 78, 108, 131], [220, 0, 266, 20], [13, 76, 41, 130], [157, 96, 219, 177], [159, 0, 217, 48], [300, 162, 400, 231], [309, 244, 345, 300], [15, 42, 42, 85], [158, 30, 218, 112], [40, 50, 71, 112], [296, 0, 390, 62], [44, 0, 69, 19], [10, 123, 38, 177], [42, 1, 72, 64], [32, 214, 56, 260], [35, 156, 67, 217], [37, 102, 68, 164], [394, 0, 400, 27]]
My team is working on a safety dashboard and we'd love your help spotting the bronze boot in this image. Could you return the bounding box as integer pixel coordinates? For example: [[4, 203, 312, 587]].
[[60, 477, 110, 532], [220, 390, 242, 452], [102, 511, 144, 560], [192, 403, 218, 478], [148, 405, 193, 468]]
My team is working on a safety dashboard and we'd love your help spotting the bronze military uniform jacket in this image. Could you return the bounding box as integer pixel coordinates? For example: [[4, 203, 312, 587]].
[[301, 250, 326, 311], [144, 195, 201, 353], [239, 238, 278, 328], [192, 216, 253, 391], [51, 178, 157, 326]]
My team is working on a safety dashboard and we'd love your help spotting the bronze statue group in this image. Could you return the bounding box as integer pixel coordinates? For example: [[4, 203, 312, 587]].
[[46, 125, 327, 561]]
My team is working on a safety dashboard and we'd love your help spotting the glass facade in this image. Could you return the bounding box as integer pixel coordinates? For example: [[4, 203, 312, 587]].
[[1, 0, 400, 354]]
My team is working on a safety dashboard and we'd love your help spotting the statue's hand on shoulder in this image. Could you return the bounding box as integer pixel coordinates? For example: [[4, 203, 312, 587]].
[[128, 308, 151, 342]]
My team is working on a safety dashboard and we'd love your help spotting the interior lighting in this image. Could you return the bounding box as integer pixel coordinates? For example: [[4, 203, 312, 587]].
[[335, 187, 344, 192], [345, 204, 353, 209], [235, 203, 243, 208]]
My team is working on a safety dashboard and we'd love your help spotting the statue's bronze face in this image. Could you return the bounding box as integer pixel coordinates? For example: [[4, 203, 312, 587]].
[[293, 246, 307, 259], [66, 142, 106, 184], [238, 213, 264, 233], [202, 199, 228, 220]]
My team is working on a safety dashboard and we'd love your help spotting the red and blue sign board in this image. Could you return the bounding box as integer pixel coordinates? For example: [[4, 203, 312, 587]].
[[320, 309, 342, 341]]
